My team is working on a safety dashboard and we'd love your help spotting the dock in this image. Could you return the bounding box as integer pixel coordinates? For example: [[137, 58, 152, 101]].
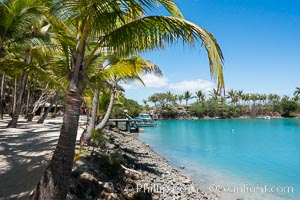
[[108, 118, 140, 133]]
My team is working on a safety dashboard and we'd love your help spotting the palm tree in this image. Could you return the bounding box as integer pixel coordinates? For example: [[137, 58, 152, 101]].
[[227, 89, 236, 105], [148, 93, 159, 109], [37, 92, 60, 124], [260, 94, 267, 105], [0, 0, 49, 127], [184, 90, 193, 110], [210, 88, 220, 102], [178, 94, 184, 106], [165, 91, 176, 106], [250, 93, 258, 106], [80, 55, 161, 144], [143, 99, 148, 108], [88, 56, 161, 137], [156, 93, 168, 112], [242, 93, 250, 106], [0, 1, 24, 120], [294, 87, 300, 100], [0, 73, 5, 119], [195, 90, 205, 105], [281, 95, 290, 102], [237, 90, 243, 105], [17, 1, 226, 199]]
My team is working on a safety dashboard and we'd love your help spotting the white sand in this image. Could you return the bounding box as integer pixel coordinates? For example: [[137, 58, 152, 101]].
[[0, 115, 86, 200]]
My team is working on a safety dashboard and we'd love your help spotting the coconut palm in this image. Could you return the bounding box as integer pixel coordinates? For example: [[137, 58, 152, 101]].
[[294, 87, 300, 100], [80, 55, 161, 144], [195, 90, 205, 105], [227, 89, 236, 105], [237, 90, 243, 105], [281, 95, 290, 102], [0, 73, 4, 119], [148, 93, 159, 109], [37, 92, 60, 123], [0, 0, 55, 127], [143, 99, 148, 107], [184, 90, 193, 110], [250, 93, 258, 106], [165, 91, 176, 106], [24, 1, 225, 198], [210, 88, 220, 102], [178, 94, 184, 106]]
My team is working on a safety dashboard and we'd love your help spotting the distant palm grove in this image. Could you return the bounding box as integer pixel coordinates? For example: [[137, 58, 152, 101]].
[[143, 88, 300, 119]]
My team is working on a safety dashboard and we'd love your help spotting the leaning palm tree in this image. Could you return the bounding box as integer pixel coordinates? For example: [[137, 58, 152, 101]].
[[80, 55, 161, 144], [31, 1, 225, 199]]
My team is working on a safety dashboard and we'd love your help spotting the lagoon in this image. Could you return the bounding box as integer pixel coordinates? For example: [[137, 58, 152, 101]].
[[137, 119, 300, 200]]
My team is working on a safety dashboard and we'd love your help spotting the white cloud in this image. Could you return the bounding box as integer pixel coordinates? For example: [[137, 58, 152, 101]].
[[141, 74, 168, 88], [168, 79, 216, 92], [121, 75, 215, 95], [121, 83, 137, 90], [120, 74, 168, 90]]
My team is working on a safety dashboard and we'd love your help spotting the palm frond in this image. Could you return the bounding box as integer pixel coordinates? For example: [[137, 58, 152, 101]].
[[0, 58, 63, 89], [100, 15, 224, 91]]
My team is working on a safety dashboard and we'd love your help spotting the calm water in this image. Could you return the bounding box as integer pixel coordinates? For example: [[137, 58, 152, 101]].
[[137, 119, 300, 200]]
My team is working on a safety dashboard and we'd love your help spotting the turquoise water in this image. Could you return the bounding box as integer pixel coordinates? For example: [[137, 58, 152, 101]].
[[137, 119, 300, 200]]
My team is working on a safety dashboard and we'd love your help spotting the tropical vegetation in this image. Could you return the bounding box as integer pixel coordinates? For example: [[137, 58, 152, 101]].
[[146, 89, 300, 119]]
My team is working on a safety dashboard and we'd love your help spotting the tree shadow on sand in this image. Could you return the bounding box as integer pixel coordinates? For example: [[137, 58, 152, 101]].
[[0, 120, 61, 200]]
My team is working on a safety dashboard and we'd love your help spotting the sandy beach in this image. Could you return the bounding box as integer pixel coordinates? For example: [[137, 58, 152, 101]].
[[0, 116, 85, 200]]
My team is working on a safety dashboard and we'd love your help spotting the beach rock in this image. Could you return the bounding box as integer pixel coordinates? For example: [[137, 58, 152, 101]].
[[106, 193, 119, 200], [79, 172, 97, 181], [107, 143, 116, 150], [103, 182, 115, 193], [66, 193, 79, 200], [124, 191, 136, 199], [68, 128, 220, 200]]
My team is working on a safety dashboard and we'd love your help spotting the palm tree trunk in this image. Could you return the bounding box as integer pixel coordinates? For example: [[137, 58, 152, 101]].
[[185, 100, 188, 110], [12, 75, 17, 115], [95, 89, 116, 130], [7, 70, 28, 128], [31, 81, 82, 199], [80, 89, 99, 144], [27, 84, 49, 122], [25, 78, 31, 118], [37, 92, 59, 124], [30, 90, 82, 200], [0, 73, 5, 120], [31, 48, 84, 199]]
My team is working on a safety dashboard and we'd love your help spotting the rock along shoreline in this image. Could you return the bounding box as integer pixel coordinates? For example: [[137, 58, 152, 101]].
[[69, 129, 220, 200]]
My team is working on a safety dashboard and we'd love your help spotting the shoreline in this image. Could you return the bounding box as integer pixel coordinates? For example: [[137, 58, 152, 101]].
[[109, 129, 220, 199], [70, 129, 220, 200], [158, 115, 286, 120]]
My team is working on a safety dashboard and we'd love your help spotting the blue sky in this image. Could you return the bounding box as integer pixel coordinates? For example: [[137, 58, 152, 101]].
[[124, 0, 300, 104]]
